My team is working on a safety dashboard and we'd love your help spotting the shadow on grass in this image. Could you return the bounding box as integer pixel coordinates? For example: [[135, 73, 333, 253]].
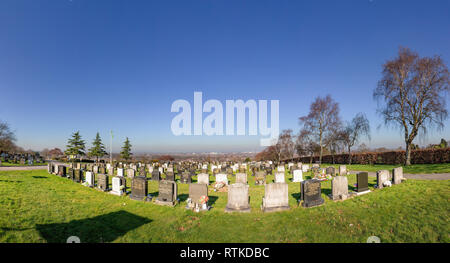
[[178, 193, 189, 202], [32, 176, 48, 179], [291, 193, 301, 200], [207, 196, 219, 207], [35, 210, 152, 243], [0, 180, 23, 183]]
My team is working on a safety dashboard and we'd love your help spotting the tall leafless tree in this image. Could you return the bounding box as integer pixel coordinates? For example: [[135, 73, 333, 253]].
[[0, 120, 16, 152], [374, 47, 449, 165], [278, 129, 296, 161], [296, 128, 321, 164], [341, 112, 371, 164], [299, 95, 341, 164]]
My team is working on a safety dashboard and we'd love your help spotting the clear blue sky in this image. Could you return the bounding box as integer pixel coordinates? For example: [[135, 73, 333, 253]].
[[0, 0, 449, 153]]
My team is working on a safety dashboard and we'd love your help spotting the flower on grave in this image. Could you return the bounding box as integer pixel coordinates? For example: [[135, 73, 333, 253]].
[[198, 195, 209, 205]]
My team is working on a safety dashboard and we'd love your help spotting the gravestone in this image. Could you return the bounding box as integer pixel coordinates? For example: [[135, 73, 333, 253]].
[[180, 171, 192, 184], [339, 165, 347, 175], [261, 183, 290, 212], [301, 164, 309, 172], [54, 165, 59, 175], [376, 170, 390, 189], [99, 167, 106, 174], [110, 177, 125, 196], [47, 163, 52, 173], [58, 165, 66, 177], [326, 166, 336, 176], [255, 171, 266, 185], [274, 173, 285, 183], [85, 171, 95, 187], [165, 171, 175, 181], [155, 180, 178, 206], [187, 183, 208, 211], [356, 172, 370, 193], [130, 176, 149, 201], [312, 166, 321, 176], [139, 167, 147, 178], [117, 168, 124, 177], [151, 170, 160, 181], [392, 167, 404, 185], [215, 174, 228, 185], [301, 179, 325, 207], [93, 165, 99, 174], [330, 176, 348, 200], [127, 168, 135, 178], [97, 174, 109, 192], [225, 183, 250, 213], [235, 173, 247, 184], [73, 169, 82, 183], [277, 166, 285, 172], [292, 169, 303, 182], [197, 173, 209, 185]]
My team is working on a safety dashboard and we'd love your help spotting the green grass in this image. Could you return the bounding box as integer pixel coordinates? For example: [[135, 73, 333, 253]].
[[0, 162, 47, 167], [320, 163, 450, 174], [0, 169, 448, 243]]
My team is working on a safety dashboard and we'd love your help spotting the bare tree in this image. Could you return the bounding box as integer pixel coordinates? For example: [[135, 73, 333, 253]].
[[296, 129, 320, 164], [278, 129, 296, 161], [374, 47, 449, 165], [0, 120, 16, 152], [341, 112, 371, 164], [299, 95, 341, 164]]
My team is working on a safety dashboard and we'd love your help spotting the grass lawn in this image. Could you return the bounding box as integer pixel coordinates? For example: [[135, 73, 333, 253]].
[[320, 163, 450, 174], [0, 162, 47, 167], [0, 169, 448, 243]]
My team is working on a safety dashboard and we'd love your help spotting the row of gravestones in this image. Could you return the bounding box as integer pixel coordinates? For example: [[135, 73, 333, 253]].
[[47, 162, 406, 212]]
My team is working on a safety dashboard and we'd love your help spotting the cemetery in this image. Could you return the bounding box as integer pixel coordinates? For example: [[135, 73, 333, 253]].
[[0, 160, 448, 243]]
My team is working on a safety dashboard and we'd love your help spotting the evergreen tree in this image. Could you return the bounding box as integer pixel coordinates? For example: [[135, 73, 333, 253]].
[[88, 132, 107, 163], [64, 131, 85, 161], [120, 137, 132, 161]]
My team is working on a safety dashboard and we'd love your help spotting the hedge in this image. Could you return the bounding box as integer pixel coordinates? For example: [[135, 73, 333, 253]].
[[287, 147, 450, 165]]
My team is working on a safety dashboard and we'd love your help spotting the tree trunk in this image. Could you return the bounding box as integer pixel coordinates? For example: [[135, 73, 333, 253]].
[[348, 146, 352, 165], [405, 142, 411, 166]]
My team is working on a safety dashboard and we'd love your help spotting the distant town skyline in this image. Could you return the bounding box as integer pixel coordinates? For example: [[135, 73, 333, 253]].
[[1, 0, 449, 153]]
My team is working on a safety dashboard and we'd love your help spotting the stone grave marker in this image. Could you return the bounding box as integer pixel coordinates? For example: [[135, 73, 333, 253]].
[[261, 183, 290, 212], [151, 170, 160, 181], [339, 165, 347, 175], [197, 173, 209, 185], [155, 180, 177, 206], [130, 176, 149, 201], [73, 169, 82, 183], [97, 174, 109, 192], [330, 176, 348, 200], [326, 166, 336, 176], [180, 171, 191, 184], [187, 183, 208, 211], [85, 171, 95, 187], [235, 173, 247, 184], [392, 167, 404, 185], [356, 172, 370, 194], [215, 173, 228, 185], [58, 165, 66, 177], [274, 172, 285, 183], [110, 177, 125, 196], [225, 183, 250, 213], [255, 171, 266, 185], [292, 169, 303, 182], [301, 179, 325, 207], [376, 170, 390, 189]]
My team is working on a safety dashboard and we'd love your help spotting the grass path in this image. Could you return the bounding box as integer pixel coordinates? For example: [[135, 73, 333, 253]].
[[0, 169, 448, 243]]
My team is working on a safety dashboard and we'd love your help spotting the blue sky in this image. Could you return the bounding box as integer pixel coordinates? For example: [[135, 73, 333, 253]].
[[0, 0, 449, 153]]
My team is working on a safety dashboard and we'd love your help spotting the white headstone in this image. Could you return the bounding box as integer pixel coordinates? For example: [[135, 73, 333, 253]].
[[275, 172, 285, 183], [117, 168, 124, 177], [216, 173, 228, 185], [292, 170, 303, 182], [197, 173, 210, 185], [111, 177, 123, 196], [85, 171, 94, 187]]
